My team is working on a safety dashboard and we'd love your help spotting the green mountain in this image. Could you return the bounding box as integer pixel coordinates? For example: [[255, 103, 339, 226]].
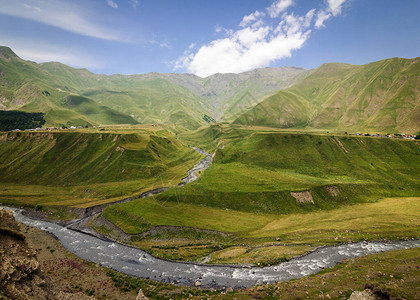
[[0, 47, 138, 127], [0, 129, 202, 207], [0, 47, 207, 130], [154, 67, 308, 120], [1, 46, 418, 132], [0, 46, 309, 130], [234, 57, 420, 132]]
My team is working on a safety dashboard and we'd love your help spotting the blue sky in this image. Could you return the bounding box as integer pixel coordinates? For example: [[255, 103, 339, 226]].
[[0, 0, 418, 77]]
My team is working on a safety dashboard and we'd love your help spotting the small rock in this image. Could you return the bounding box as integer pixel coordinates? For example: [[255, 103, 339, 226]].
[[226, 287, 233, 293], [257, 286, 264, 291], [195, 280, 202, 287], [276, 237, 281, 241], [348, 290, 377, 300], [136, 288, 149, 300]]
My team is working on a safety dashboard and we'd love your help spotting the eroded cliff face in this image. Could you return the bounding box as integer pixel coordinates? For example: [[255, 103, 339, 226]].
[[0, 209, 55, 299], [0, 209, 97, 300]]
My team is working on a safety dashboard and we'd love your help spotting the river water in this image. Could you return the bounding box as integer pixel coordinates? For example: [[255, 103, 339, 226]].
[[181, 147, 213, 185], [4, 206, 420, 289]]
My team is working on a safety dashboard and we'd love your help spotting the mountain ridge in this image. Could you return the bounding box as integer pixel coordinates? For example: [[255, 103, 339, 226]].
[[234, 56, 420, 132], [0, 46, 418, 132]]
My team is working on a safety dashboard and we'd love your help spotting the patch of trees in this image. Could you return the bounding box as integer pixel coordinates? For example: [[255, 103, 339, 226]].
[[0, 110, 46, 131], [203, 114, 216, 123]]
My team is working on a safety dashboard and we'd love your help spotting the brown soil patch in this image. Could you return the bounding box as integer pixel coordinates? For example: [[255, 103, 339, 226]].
[[326, 186, 340, 197], [290, 190, 314, 203], [334, 136, 349, 153]]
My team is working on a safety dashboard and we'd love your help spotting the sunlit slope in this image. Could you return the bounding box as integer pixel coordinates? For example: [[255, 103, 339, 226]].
[[156, 67, 308, 121], [235, 57, 420, 132], [0, 130, 202, 206], [0, 47, 138, 127], [152, 131, 420, 214], [0, 46, 207, 129], [80, 77, 208, 130], [38, 62, 210, 130]]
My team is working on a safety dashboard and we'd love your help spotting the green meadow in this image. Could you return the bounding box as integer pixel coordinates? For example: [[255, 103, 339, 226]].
[[1, 126, 418, 265], [0, 128, 202, 208], [103, 128, 420, 263]]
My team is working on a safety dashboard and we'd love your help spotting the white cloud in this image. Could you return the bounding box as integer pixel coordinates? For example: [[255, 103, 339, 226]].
[[175, 0, 351, 77], [327, 0, 347, 16], [106, 0, 118, 9], [175, 12, 311, 77], [240, 10, 265, 27], [267, 0, 294, 18], [315, 10, 332, 28], [22, 4, 42, 13], [0, 0, 129, 42]]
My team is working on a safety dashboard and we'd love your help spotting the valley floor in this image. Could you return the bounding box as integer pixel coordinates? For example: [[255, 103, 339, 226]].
[[0, 125, 419, 298]]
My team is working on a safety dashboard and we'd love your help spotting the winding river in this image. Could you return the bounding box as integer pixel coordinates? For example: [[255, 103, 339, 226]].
[[2, 148, 419, 289], [3, 208, 420, 289]]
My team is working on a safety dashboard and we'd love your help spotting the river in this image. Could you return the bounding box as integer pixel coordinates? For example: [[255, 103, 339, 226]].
[[3, 206, 419, 289], [2, 147, 419, 289]]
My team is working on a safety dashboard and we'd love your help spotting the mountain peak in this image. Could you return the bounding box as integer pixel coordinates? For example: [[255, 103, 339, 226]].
[[0, 46, 19, 61]]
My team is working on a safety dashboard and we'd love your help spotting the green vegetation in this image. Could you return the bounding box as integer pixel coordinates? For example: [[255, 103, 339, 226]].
[[235, 57, 420, 132], [151, 131, 420, 215], [0, 110, 45, 131], [0, 129, 202, 208], [104, 128, 419, 264], [0, 46, 208, 130], [130, 228, 235, 261], [104, 198, 274, 234], [105, 197, 419, 256], [203, 114, 216, 123], [224, 248, 420, 299]]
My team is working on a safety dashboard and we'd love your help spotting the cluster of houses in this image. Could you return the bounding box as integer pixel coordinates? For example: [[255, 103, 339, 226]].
[[11, 125, 91, 132], [353, 132, 417, 140]]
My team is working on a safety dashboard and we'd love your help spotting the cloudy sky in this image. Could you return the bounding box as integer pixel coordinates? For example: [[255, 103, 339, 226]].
[[0, 0, 418, 76]]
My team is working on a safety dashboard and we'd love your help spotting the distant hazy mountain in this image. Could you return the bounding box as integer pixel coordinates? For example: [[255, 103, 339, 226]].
[[235, 57, 420, 132], [153, 67, 308, 120]]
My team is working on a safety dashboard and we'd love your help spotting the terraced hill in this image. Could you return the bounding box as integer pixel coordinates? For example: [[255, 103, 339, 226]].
[[0, 129, 202, 207]]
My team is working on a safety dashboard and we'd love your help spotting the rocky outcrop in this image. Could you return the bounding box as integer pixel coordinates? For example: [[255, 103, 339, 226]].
[[348, 289, 378, 300], [0, 209, 55, 299]]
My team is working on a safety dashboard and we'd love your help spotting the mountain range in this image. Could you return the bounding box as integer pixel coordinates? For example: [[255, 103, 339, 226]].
[[0, 46, 418, 132]]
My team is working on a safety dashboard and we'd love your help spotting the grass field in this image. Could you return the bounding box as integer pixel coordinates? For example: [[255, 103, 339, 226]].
[[102, 128, 419, 263], [226, 248, 420, 299], [104, 196, 419, 264], [151, 130, 420, 215], [0, 129, 202, 208]]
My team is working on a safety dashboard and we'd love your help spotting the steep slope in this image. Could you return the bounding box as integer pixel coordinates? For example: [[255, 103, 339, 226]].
[[0, 130, 202, 207], [0, 47, 207, 130], [235, 57, 420, 132], [152, 130, 420, 215], [0, 47, 138, 127], [156, 67, 308, 120]]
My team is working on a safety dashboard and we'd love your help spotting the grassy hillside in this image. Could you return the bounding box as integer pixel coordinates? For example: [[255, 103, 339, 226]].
[[80, 77, 208, 131], [103, 128, 419, 263], [235, 57, 420, 132], [151, 130, 420, 214], [0, 47, 207, 130], [63, 95, 137, 125], [0, 47, 139, 127], [0, 129, 202, 207]]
